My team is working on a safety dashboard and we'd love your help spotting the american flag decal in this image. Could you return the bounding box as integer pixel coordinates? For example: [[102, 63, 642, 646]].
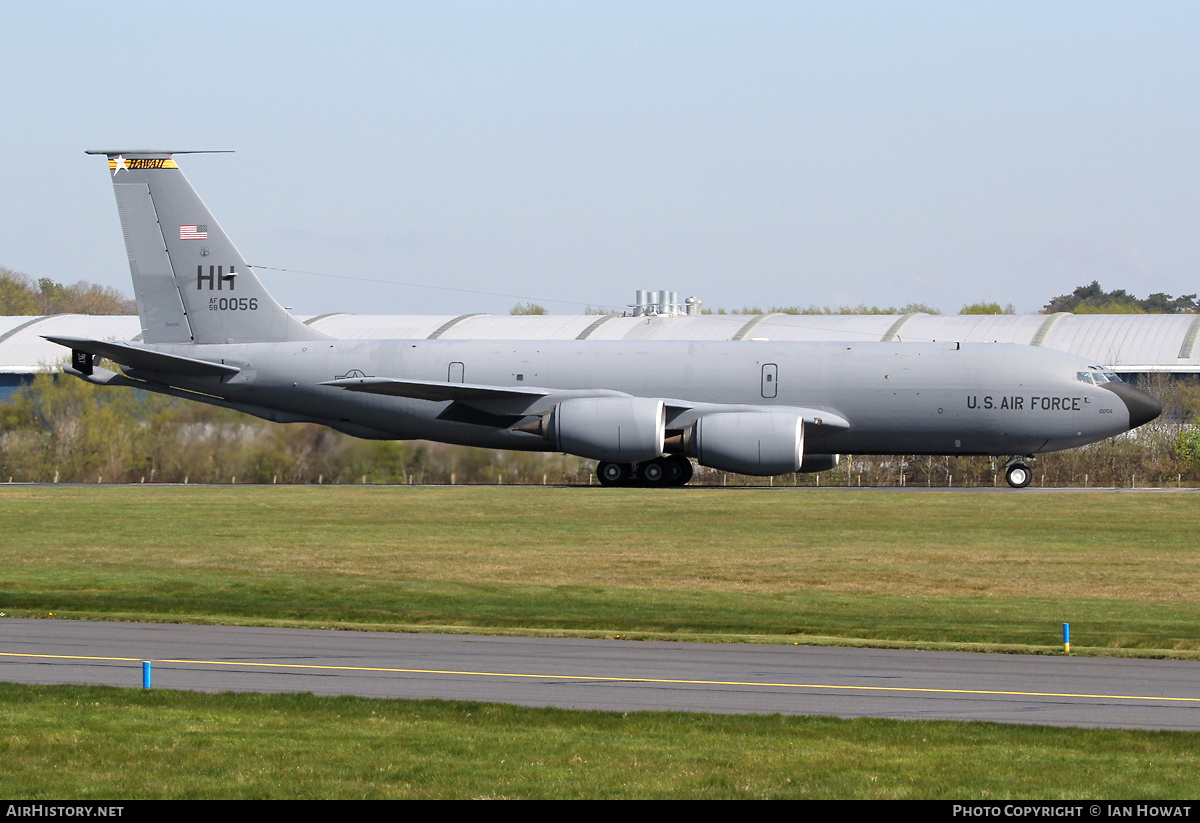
[[180, 225, 208, 240]]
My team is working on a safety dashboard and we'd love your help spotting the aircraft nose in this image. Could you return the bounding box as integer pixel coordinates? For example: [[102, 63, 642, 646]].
[[1101, 382, 1163, 430]]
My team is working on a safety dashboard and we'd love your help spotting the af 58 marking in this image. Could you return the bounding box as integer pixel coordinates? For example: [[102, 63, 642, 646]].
[[209, 297, 258, 312]]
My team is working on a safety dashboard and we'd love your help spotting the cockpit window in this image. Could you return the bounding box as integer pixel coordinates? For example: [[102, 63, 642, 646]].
[[1085, 366, 1124, 384], [1077, 371, 1094, 385]]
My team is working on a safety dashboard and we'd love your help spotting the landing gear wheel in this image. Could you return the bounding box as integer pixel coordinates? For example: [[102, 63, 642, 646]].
[[597, 461, 630, 487], [1005, 463, 1032, 488], [643, 460, 672, 487], [640, 458, 667, 485], [665, 455, 694, 486]]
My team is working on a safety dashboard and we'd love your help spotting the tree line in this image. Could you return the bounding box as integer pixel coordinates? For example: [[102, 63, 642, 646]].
[[2, 261, 1195, 319], [2, 267, 1199, 486], [0, 267, 135, 316], [1042, 282, 1199, 315], [689, 282, 1198, 318], [508, 284, 1195, 318], [0, 370, 590, 486], [2, 368, 1197, 487]]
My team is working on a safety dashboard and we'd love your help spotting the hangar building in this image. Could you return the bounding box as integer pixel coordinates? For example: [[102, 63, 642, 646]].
[[3, 311, 1199, 401]]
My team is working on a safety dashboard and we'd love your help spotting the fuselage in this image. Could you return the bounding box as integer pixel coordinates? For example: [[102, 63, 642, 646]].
[[130, 338, 1145, 457]]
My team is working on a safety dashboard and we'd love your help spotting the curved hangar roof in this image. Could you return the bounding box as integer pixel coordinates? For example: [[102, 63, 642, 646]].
[[3, 311, 1199, 375]]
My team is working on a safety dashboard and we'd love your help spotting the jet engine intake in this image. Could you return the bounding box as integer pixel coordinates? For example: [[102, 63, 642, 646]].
[[692, 412, 804, 475], [549, 396, 666, 462]]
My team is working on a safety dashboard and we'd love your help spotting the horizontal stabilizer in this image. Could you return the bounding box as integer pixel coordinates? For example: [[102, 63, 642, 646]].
[[85, 149, 233, 157], [43, 336, 240, 377]]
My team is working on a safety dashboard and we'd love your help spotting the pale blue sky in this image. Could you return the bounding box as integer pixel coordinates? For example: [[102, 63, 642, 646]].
[[2, 1, 1198, 316]]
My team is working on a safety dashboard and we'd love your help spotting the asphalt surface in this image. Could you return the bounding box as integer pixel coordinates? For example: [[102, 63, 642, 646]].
[[2, 619, 1199, 730]]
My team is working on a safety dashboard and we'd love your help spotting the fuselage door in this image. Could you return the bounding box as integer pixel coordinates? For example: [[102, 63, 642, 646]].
[[448, 361, 465, 383], [761, 363, 778, 398]]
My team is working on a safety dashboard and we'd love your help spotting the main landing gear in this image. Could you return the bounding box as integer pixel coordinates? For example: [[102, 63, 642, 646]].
[[1004, 457, 1034, 488], [597, 455, 694, 487]]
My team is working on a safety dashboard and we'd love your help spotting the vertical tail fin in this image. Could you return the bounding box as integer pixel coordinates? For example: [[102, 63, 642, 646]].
[[87, 150, 324, 344]]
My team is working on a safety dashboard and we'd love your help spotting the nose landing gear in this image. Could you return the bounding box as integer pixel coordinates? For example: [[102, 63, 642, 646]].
[[1003, 457, 1034, 488]]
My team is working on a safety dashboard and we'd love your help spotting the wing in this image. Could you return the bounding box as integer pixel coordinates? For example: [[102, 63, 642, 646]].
[[320, 376, 631, 416], [320, 375, 850, 431], [320, 376, 550, 403]]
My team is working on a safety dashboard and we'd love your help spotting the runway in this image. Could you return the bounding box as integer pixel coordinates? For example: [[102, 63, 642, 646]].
[[2, 619, 1199, 730]]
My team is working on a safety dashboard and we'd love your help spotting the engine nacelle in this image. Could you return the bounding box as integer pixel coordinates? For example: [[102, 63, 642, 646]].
[[692, 412, 804, 475], [550, 396, 666, 462]]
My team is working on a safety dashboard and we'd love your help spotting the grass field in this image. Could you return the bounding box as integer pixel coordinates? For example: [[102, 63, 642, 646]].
[[2, 485, 1200, 654], [2, 683, 1199, 799], [4, 485, 1200, 798]]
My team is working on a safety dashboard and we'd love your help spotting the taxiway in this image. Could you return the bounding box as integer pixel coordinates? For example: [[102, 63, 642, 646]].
[[2, 619, 1198, 730]]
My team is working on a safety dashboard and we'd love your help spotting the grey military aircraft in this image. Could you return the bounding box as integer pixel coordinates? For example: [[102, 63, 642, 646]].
[[48, 151, 1162, 487]]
